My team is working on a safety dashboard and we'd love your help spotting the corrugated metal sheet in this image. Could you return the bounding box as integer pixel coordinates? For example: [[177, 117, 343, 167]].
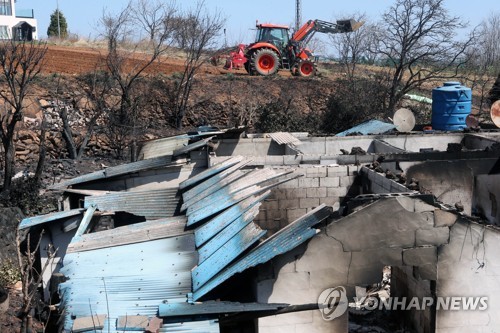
[[194, 192, 270, 247], [19, 208, 85, 230], [183, 168, 291, 213], [269, 132, 302, 146], [173, 137, 213, 157], [159, 301, 288, 317], [192, 222, 266, 290], [138, 134, 190, 160], [67, 216, 188, 253], [186, 174, 301, 226], [59, 235, 197, 332], [336, 119, 396, 137], [51, 155, 174, 189], [179, 156, 243, 190], [193, 205, 332, 301], [182, 159, 251, 204], [84, 188, 180, 219]]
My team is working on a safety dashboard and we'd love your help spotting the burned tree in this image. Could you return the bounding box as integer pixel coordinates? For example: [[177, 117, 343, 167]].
[[100, 0, 176, 160], [172, 2, 225, 129], [375, 0, 474, 112], [0, 40, 47, 194]]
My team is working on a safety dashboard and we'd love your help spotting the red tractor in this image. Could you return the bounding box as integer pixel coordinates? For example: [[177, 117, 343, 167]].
[[221, 19, 363, 77]]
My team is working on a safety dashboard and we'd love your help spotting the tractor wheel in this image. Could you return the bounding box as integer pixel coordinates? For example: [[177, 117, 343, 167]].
[[251, 48, 279, 76], [297, 60, 316, 77]]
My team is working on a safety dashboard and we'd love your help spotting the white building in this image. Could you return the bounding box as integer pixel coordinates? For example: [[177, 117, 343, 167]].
[[0, 0, 37, 40]]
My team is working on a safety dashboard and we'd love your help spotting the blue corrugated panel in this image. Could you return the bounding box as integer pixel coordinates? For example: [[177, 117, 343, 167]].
[[158, 301, 288, 317], [179, 156, 243, 190], [58, 235, 197, 332], [50, 155, 174, 189], [185, 169, 290, 213], [192, 223, 266, 291], [336, 119, 395, 137], [186, 175, 300, 226], [84, 188, 180, 219], [19, 208, 85, 230], [197, 205, 261, 264], [193, 205, 332, 301], [182, 160, 251, 207], [194, 192, 270, 247]]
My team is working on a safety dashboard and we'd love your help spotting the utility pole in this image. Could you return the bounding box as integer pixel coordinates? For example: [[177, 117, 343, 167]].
[[295, 0, 301, 31], [57, 0, 60, 38]]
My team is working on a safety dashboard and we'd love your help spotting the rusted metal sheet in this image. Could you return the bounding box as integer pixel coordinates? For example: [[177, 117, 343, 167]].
[[19, 208, 85, 230], [59, 234, 197, 332], [193, 205, 332, 301], [84, 188, 180, 219], [182, 159, 251, 204], [195, 192, 270, 247], [51, 155, 174, 189], [138, 134, 190, 160], [269, 132, 302, 146], [67, 216, 189, 253], [179, 156, 244, 190], [159, 301, 288, 317], [197, 205, 261, 264], [192, 222, 266, 291]]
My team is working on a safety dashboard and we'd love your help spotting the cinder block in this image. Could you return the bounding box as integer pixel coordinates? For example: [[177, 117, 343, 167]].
[[271, 189, 288, 200], [327, 165, 349, 177], [416, 227, 450, 246], [279, 199, 300, 209], [403, 247, 437, 266], [299, 198, 320, 209], [306, 167, 328, 178], [287, 188, 307, 199], [284, 155, 302, 165], [434, 209, 458, 227], [265, 156, 285, 165], [327, 187, 348, 197], [415, 199, 437, 213], [340, 176, 356, 187], [298, 177, 320, 188], [278, 179, 300, 189], [287, 208, 308, 221], [263, 199, 279, 211], [306, 187, 327, 198], [320, 177, 340, 188]]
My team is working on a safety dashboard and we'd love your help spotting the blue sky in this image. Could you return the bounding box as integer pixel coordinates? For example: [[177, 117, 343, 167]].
[[18, 0, 499, 47]]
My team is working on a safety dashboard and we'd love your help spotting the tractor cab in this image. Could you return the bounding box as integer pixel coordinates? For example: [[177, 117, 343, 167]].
[[255, 23, 290, 49]]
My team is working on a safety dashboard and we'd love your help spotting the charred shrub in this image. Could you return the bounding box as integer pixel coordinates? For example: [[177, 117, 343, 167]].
[[321, 77, 389, 134], [255, 98, 321, 133]]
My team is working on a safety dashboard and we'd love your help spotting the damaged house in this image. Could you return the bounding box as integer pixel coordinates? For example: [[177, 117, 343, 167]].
[[19, 128, 500, 332]]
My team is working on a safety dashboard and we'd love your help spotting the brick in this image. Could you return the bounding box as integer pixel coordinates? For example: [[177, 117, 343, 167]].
[[278, 178, 299, 189], [320, 177, 340, 188], [271, 189, 288, 200], [306, 187, 327, 198], [262, 199, 279, 211], [298, 177, 319, 188], [299, 198, 320, 209], [327, 187, 348, 197], [434, 209, 457, 227]]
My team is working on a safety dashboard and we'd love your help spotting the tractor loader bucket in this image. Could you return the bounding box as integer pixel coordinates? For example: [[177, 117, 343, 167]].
[[336, 19, 364, 33]]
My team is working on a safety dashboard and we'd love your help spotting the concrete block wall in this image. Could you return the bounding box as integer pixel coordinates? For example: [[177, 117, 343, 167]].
[[435, 220, 500, 332], [257, 197, 453, 333], [255, 165, 359, 233], [360, 167, 412, 194]]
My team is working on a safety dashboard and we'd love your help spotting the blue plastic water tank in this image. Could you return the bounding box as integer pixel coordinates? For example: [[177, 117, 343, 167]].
[[431, 82, 472, 131]]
